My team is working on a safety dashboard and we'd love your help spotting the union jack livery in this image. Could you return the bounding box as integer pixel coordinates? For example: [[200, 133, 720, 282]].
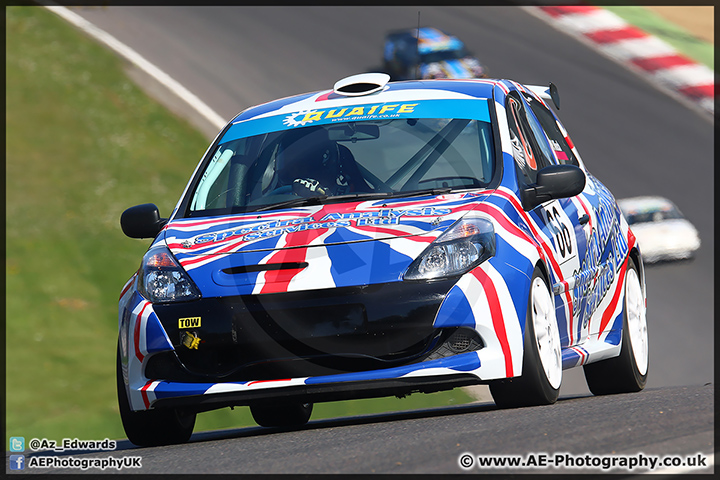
[[118, 73, 648, 446]]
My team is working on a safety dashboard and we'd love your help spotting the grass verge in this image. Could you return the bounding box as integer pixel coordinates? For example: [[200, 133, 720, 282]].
[[601, 5, 714, 69]]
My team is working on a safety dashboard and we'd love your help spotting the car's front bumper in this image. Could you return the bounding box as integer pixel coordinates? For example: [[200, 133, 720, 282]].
[[118, 279, 490, 411], [147, 279, 463, 381], [119, 258, 531, 412], [150, 354, 483, 413]]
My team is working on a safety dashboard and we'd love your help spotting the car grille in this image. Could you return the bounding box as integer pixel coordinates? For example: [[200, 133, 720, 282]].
[[148, 279, 461, 382]]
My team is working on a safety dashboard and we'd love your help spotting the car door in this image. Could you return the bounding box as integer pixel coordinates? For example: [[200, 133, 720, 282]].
[[505, 92, 587, 347], [523, 91, 631, 347], [525, 90, 633, 348]]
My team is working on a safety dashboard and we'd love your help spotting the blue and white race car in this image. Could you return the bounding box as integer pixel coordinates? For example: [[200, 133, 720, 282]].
[[383, 27, 487, 80], [118, 73, 648, 446]]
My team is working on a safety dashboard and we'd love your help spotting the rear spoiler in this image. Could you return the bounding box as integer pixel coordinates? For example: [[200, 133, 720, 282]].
[[526, 83, 560, 110]]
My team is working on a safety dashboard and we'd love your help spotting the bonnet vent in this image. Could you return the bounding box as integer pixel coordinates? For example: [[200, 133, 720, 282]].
[[333, 72, 390, 97]]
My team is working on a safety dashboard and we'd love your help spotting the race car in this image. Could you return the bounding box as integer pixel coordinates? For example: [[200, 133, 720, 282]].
[[618, 196, 700, 263], [118, 72, 648, 446], [383, 26, 487, 80]]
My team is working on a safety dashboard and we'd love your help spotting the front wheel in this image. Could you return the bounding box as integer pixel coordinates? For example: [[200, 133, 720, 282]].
[[583, 257, 648, 395], [117, 346, 196, 446], [250, 402, 313, 428], [490, 267, 562, 408]]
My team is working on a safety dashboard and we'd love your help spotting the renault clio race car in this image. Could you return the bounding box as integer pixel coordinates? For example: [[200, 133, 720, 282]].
[[118, 73, 649, 446], [617, 196, 700, 263], [383, 27, 487, 80]]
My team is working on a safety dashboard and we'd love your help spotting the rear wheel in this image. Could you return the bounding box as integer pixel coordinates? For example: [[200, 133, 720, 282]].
[[584, 257, 648, 394], [490, 267, 562, 408], [117, 346, 196, 446], [250, 402, 313, 428]]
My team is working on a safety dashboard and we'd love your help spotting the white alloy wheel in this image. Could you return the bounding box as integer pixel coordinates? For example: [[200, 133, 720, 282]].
[[530, 276, 562, 389], [625, 267, 648, 375], [490, 267, 561, 407], [583, 257, 648, 395]]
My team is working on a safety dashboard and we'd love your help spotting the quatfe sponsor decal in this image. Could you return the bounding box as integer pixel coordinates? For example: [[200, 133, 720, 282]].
[[190, 207, 451, 246], [283, 103, 419, 127]]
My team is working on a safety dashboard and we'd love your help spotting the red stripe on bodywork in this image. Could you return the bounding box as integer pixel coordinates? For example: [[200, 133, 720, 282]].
[[573, 346, 588, 365], [180, 234, 256, 266], [491, 189, 576, 340], [134, 302, 150, 363], [493, 191, 571, 288], [564, 135, 574, 150], [358, 224, 437, 243], [627, 228, 637, 252], [315, 91, 333, 102], [598, 256, 628, 335], [259, 246, 311, 293], [576, 196, 592, 222], [472, 268, 513, 377], [140, 381, 153, 409], [259, 225, 329, 293], [474, 204, 543, 258], [119, 273, 136, 300], [247, 378, 292, 386]]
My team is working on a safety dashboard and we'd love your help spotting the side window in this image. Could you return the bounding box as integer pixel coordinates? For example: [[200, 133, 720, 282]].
[[523, 93, 579, 166], [506, 94, 551, 184]]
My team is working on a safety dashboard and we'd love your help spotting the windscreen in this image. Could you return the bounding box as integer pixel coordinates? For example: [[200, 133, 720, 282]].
[[626, 207, 683, 225], [421, 48, 471, 64], [186, 101, 496, 216]]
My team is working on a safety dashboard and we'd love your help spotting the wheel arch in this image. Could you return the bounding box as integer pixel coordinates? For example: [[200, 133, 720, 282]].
[[628, 246, 644, 284], [516, 259, 552, 337], [534, 259, 552, 292]]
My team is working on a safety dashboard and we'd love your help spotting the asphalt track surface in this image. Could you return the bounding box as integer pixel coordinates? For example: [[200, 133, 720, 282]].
[[58, 5, 713, 474]]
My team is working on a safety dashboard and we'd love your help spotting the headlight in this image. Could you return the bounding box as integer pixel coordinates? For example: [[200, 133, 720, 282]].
[[137, 246, 201, 303], [404, 216, 495, 280]]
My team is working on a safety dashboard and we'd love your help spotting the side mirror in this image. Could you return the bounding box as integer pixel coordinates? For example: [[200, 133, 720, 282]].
[[521, 164, 586, 210], [120, 203, 168, 239]]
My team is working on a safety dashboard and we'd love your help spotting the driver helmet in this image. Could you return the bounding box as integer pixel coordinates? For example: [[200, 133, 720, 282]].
[[277, 127, 339, 188]]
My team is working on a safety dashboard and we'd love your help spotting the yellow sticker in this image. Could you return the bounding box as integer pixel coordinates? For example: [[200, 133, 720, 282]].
[[178, 317, 201, 329], [181, 331, 201, 350]]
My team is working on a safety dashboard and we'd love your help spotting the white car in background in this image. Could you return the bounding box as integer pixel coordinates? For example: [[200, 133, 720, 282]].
[[618, 196, 700, 263]]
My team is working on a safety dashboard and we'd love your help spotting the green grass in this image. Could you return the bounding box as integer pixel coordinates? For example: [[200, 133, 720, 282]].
[[6, 6, 475, 442], [601, 5, 714, 69]]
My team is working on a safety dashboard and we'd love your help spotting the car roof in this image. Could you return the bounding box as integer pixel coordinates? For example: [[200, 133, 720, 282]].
[[617, 196, 678, 213], [230, 77, 503, 125], [386, 27, 465, 54]]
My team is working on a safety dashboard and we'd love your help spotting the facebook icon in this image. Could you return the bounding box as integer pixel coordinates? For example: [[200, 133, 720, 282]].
[[9, 455, 25, 470]]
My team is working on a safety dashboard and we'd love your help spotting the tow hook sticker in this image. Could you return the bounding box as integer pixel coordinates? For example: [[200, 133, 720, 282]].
[[181, 331, 201, 350]]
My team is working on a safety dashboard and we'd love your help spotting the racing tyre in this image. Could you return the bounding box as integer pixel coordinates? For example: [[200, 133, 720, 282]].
[[250, 402, 313, 428], [490, 267, 562, 408], [117, 346, 196, 446], [583, 257, 648, 395]]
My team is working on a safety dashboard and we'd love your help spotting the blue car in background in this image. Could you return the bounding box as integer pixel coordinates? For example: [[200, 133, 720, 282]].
[[383, 26, 487, 80]]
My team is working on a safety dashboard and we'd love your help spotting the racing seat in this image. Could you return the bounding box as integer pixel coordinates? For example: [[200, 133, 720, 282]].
[[336, 144, 371, 193], [275, 127, 369, 195], [276, 127, 335, 188]]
